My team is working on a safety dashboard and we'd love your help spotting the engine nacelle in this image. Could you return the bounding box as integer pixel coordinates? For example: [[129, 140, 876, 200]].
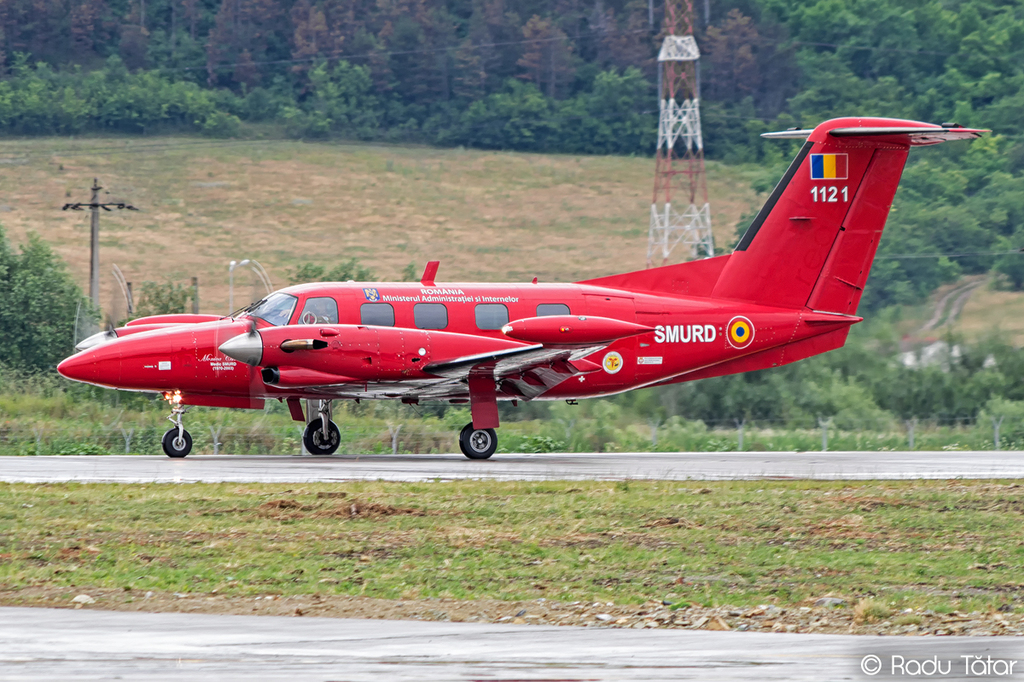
[[261, 366, 354, 387], [220, 324, 530, 380], [501, 315, 654, 345]]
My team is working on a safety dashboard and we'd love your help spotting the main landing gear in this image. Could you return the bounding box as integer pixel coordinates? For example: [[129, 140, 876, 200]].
[[303, 399, 341, 455], [162, 397, 192, 458], [459, 423, 497, 460]]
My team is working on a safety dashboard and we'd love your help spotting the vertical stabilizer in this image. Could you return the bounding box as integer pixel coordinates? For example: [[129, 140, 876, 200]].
[[711, 118, 984, 314]]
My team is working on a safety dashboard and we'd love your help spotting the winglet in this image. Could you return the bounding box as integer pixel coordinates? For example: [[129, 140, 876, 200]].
[[421, 261, 439, 286]]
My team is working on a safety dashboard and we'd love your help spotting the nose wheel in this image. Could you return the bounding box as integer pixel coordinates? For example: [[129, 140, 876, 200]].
[[459, 423, 497, 460], [162, 402, 192, 458], [302, 399, 341, 455]]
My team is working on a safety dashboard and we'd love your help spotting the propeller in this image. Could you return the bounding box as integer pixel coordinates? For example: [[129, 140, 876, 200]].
[[72, 301, 103, 352], [72, 266, 135, 352], [106, 269, 128, 331], [243, 266, 272, 310]]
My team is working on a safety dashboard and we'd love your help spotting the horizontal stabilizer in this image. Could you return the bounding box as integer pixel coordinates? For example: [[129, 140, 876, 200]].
[[803, 312, 863, 325], [761, 125, 987, 145], [828, 126, 987, 146]]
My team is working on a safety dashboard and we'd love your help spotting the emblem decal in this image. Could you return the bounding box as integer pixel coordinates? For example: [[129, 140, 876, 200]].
[[810, 153, 848, 180], [726, 316, 754, 349], [602, 351, 624, 374], [363, 288, 380, 302]]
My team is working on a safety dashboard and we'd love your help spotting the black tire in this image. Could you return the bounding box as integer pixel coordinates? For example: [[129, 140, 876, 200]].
[[303, 420, 341, 455], [162, 428, 192, 458], [459, 423, 497, 460]]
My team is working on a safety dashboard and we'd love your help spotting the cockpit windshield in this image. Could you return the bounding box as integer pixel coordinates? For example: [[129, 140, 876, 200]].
[[246, 293, 297, 326]]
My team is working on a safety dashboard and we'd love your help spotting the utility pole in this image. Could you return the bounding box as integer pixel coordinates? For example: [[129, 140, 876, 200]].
[[63, 179, 139, 310], [89, 180, 100, 307]]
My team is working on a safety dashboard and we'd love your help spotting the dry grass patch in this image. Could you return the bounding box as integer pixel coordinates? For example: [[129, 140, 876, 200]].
[[0, 137, 761, 314], [854, 598, 893, 624]]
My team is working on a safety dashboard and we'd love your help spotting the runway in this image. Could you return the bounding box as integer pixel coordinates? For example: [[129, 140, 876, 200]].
[[3, 606, 1023, 682], [0, 450, 1022, 483]]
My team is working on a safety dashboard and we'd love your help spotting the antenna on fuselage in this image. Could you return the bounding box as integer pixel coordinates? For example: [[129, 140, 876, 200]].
[[421, 261, 440, 286]]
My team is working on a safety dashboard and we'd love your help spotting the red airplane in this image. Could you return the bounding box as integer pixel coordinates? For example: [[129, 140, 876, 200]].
[[58, 117, 984, 459]]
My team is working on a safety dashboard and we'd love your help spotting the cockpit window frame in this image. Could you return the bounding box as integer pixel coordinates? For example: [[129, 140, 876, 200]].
[[247, 293, 298, 326], [297, 296, 339, 325]]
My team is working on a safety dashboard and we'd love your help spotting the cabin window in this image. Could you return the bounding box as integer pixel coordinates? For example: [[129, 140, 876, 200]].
[[298, 297, 339, 325], [248, 293, 297, 326], [360, 303, 395, 327], [475, 304, 509, 330], [414, 303, 448, 330], [536, 303, 570, 317]]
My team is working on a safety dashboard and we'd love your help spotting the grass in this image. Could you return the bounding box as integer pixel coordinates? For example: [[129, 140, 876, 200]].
[[2, 478, 1022, 614], [0, 136, 761, 315], [0, 387, 1012, 455]]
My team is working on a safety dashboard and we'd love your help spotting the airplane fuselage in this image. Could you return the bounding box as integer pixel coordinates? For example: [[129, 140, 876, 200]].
[[60, 279, 859, 405]]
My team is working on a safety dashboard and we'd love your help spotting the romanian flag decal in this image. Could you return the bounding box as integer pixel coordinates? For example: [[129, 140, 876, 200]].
[[727, 316, 754, 349], [810, 153, 848, 180]]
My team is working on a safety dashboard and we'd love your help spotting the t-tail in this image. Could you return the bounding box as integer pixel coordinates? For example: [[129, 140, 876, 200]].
[[711, 117, 986, 313]]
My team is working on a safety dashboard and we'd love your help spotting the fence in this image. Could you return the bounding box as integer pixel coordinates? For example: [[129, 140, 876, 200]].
[[0, 422, 457, 456], [1, 415, 1019, 455]]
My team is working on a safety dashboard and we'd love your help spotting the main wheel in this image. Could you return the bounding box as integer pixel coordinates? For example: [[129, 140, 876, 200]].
[[162, 428, 193, 458], [459, 423, 497, 460], [303, 420, 341, 455]]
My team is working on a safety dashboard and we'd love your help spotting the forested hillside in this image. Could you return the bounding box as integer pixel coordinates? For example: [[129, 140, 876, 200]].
[[1, 0, 1024, 307]]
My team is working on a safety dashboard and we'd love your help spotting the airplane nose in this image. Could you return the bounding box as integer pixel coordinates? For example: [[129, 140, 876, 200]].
[[57, 354, 88, 382], [57, 349, 120, 386], [219, 331, 263, 366]]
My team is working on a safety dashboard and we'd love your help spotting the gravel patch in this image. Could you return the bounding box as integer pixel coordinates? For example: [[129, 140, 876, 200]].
[[3, 587, 1021, 636]]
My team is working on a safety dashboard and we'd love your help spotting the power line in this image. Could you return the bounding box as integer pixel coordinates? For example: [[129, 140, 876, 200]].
[[183, 28, 657, 74], [876, 249, 1024, 260], [0, 138, 289, 161], [173, 26, 960, 76]]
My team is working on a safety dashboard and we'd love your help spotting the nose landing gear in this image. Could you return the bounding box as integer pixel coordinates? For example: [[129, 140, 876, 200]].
[[459, 423, 497, 460], [302, 399, 341, 455], [162, 392, 192, 458]]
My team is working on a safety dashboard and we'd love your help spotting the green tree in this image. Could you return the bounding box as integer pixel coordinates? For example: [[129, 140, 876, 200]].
[[0, 227, 86, 371], [287, 259, 376, 285], [135, 281, 194, 317]]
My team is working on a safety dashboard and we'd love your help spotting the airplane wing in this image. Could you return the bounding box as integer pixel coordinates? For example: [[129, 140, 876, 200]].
[[423, 344, 547, 376], [422, 344, 606, 400], [270, 340, 606, 402]]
